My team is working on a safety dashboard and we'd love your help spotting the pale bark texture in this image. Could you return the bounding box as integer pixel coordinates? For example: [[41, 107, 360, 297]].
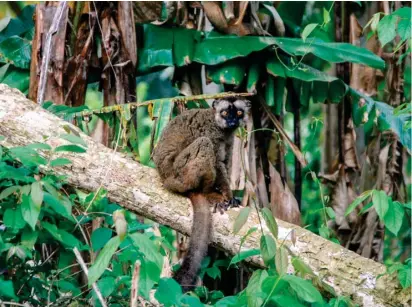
[[0, 85, 409, 307]]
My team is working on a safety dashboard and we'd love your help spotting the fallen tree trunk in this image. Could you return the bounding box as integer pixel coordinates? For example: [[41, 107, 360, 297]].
[[0, 85, 408, 307]]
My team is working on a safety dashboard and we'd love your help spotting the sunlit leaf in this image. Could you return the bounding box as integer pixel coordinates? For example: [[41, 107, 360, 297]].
[[233, 207, 251, 234]]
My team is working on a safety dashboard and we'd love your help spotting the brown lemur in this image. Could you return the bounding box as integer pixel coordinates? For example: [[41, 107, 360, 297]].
[[152, 97, 251, 291]]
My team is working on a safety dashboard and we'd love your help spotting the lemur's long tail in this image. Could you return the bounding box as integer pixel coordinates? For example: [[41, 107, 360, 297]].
[[174, 193, 211, 291]]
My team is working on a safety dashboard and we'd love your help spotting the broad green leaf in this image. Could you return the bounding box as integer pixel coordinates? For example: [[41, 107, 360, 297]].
[[268, 295, 306, 307], [55, 144, 86, 153], [96, 276, 116, 297], [207, 58, 246, 85], [181, 296, 204, 307], [274, 37, 385, 70], [88, 236, 121, 285], [57, 280, 81, 296], [3, 208, 26, 229], [42, 221, 63, 241], [60, 134, 87, 147], [30, 181, 43, 207], [350, 89, 411, 150], [247, 62, 261, 93], [50, 158, 72, 167], [398, 265, 411, 289], [260, 234, 277, 265], [261, 207, 278, 239], [283, 275, 323, 303], [173, 27, 200, 66], [152, 98, 173, 146], [246, 270, 268, 307], [0, 5, 35, 42], [139, 259, 161, 298], [384, 200, 405, 236], [21, 194, 40, 230], [240, 226, 258, 249], [393, 7, 411, 42], [229, 249, 260, 266], [0, 278, 17, 300], [154, 278, 183, 307], [129, 232, 163, 269], [301, 23, 318, 41], [323, 8, 331, 25], [0, 36, 31, 69], [0, 185, 19, 200], [267, 56, 347, 103], [291, 256, 314, 277], [275, 246, 289, 275], [345, 190, 372, 216], [372, 190, 389, 222], [21, 229, 38, 249], [377, 14, 397, 47], [326, 207, 336, 219], [233, 207, 251, 234], [265, 75, 275, 107], [91, 228, 113, 251], [25, 143, 52, 150], [59, 229, 81, 248], [43, 193, 72, 219], [194, 35, 384, 69], [0, 67, 30, 93], [138, 24, 174, 73]]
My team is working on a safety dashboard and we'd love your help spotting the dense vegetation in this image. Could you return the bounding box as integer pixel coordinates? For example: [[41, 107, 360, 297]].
[[0, 2, 410, 306]]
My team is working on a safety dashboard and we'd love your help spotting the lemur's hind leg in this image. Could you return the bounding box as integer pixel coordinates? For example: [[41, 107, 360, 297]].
[[163, 137, 217, 194]]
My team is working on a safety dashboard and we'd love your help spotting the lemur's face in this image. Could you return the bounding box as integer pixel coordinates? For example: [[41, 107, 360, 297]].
[[212, 98, 251, 129]]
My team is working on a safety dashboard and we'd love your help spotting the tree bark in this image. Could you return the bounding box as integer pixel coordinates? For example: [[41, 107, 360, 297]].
[[0, 85, 409, 307]]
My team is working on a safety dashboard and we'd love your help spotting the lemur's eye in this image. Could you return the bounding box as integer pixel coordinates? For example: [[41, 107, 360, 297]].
[[237, 110, 243, 117], [221, 111, 228, 117]]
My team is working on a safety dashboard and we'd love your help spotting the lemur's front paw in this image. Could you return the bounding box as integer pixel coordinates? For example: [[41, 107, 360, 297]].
[[226, 197, 241, 208], [213, 198, 241, 214]]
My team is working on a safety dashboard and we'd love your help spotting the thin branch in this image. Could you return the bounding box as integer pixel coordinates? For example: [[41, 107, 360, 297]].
[[130, 260, 141, 307], [73, 247, 108, 307]]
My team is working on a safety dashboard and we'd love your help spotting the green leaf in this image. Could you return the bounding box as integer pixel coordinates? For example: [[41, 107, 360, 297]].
[[291, 256, 314, 277], [247, 62, 261, 93], [345, 190, 372, 216], [268, 295, 306, 307], [96, 276, 116, 297], [301, 23, 318, 41], [372, 190, 389, 222], [43, 193, 72, 219], [323, 8, 331, 25], [326, 207, 336, 219], [88, 236, 121, 285], [393, 7, 411, 42], [55, 144, 86, 153], [91, 228, 113, 251], [261, 207, 278, 239], [181, 295, 204, 307], [30, 181, 43, 207], [3, 208, 26, 229], [0, 36, 31, 69], [0, 66, 30, 93], [207, 58, 246, 85], [0, 185, 19, 200], [283, 275, 323, 303], [50, 157, 72, 167], [0, 5, 35, 42], [377, 14, 397, 47], [274, 37, 385, 70], [21, 229, 38, 249], [246, 270, 268, 307], [229, 249, 260, 266], [152, 98, 173, 146], [139, 259, 161, 298], [240, 226, 258, 249], [383, 200, 405, 236], [60, 134, 87, 147], [0, 278, 17, 300], [398, 265, 411, 289], [233, 207, 251, 234], [154, 278, 183, 307], [260, 234, 276, 265], [21, 194, 40, 231], [129, 233, 163, 269], [275, 246, 289, 275]]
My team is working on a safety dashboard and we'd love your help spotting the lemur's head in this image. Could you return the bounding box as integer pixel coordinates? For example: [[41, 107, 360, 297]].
[[212, 97, 251, 129]]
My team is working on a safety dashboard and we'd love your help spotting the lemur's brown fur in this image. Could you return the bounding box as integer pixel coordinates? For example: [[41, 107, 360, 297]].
[[152, 98, 251, 291]]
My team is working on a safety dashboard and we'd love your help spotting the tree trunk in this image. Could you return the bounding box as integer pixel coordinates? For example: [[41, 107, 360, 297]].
[[0, 84, 409, 307]]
